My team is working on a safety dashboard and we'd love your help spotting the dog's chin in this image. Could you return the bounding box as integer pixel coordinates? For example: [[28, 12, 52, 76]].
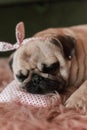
[[22, 76, 66, 94]]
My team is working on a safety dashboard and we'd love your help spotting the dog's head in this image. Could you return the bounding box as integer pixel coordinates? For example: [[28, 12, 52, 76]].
[[10, 23, 76, 94]]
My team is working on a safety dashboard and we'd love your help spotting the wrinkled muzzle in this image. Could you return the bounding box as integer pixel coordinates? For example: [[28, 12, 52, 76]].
[[23, 73, 66, 94]]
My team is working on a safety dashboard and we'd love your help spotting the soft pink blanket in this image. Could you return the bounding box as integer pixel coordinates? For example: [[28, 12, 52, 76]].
[[0, 58, 87, 130]]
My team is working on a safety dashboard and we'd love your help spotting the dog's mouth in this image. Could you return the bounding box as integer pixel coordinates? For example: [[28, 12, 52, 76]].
[[22, 73, 66, 94]]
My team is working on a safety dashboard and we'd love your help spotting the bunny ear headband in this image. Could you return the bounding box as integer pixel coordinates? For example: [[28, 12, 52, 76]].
[[0, 22, 60, 52], [0, 22, 42, 52]]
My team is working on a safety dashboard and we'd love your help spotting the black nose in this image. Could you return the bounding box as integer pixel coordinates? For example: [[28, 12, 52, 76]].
[[31, 74, 43, 86], [16, 70, 29, 82]]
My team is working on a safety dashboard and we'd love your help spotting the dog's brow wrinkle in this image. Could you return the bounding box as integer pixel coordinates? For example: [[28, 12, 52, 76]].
[[50, 38, 62, 48]]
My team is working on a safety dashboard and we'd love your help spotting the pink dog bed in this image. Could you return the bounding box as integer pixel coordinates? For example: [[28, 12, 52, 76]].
[[0, 77, 87, 130]]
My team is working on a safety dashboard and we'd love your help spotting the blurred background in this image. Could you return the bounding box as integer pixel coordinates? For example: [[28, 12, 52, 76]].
[[0, 0, 87, 56]]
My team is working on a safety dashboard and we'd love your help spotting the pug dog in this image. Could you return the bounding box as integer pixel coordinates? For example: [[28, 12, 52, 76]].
[[10, 22, 87, 109]]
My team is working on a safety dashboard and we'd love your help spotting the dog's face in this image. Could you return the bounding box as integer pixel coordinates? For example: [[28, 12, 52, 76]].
[[10, 35, 75, 94]]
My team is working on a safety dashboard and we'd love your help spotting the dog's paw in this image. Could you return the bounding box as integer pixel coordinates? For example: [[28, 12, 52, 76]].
[[65, 82, 87, 110], [65, 92, 86, 110]]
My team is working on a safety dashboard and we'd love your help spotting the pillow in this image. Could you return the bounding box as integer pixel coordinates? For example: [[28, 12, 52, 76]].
[[0, 80, 61, 108]]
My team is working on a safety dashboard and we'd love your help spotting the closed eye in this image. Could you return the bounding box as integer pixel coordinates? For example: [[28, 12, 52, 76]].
[[42, 62, 60, 74]]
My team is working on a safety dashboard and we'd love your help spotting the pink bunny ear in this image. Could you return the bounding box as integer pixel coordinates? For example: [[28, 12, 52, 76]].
[[16, 22, 25, 45]]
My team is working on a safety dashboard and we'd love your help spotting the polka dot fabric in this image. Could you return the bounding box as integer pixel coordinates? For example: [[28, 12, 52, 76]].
[[0, 80, 60, 108]]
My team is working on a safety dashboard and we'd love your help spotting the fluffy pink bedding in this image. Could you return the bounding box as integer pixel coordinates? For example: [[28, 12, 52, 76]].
[[0, 58, 87, 130]]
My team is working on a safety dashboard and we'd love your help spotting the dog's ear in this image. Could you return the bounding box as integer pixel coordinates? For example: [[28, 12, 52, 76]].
[[58, 35, 76, 60], [9, 54, 14, 71]]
